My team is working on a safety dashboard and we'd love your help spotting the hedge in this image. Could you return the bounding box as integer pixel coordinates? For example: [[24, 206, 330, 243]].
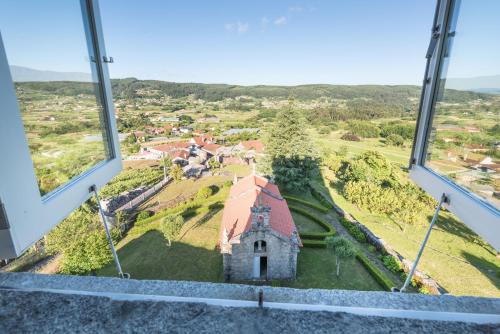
[[356, 251, 394, 291], [309, 185, 334, 209], [339, 218, 367, 243], [283, 195, 329, 213], [301, 239, 326, 248], [289, 205, 336, 241]]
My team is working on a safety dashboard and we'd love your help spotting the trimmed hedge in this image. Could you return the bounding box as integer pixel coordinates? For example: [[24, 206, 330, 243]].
[[356, 251, 394, 291], [283, 195, 329, 213], [289, 205, 336, 240], [339, 218, 367, 243], [309, 185, 334, 209], [302, 239, 326, 248]]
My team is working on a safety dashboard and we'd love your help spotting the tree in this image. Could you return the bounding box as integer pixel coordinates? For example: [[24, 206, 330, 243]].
[[59, 230, 114, 275], [263, 102, 318, 191], [162, 155, 173, 180], [325, 236, 356, 277], [159, 214, 184, 246], [169, 164, 184, 181], [208, 156, 221, 169]]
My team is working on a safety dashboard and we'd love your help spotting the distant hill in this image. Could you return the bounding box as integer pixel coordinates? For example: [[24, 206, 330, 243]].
[[446, 75, 500, 94], [9, 65, 91, 82]]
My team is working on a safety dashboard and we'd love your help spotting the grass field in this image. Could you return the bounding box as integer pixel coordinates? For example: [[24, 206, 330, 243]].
[[311, 176, 500, 297]]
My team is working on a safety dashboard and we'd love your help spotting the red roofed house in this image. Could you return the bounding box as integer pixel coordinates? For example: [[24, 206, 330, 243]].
[[220, 174, 301, 281], [238, 140, 265, 153], [190, 135, 216, 148]]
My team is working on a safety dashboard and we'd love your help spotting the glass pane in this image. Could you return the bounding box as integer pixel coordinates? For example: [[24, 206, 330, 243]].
[[0, 0, 112, 196], [425, 0, 500, 209]]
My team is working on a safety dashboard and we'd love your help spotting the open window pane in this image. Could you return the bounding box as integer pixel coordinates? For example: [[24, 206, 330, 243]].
[[424, 0, 500, 209], [0, 0, 112, 196]]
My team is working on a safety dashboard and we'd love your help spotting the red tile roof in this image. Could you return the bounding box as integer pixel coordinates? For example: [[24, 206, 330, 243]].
[[192, 135, 216, 147], [240, 140, 264, 152], [171, 150, 190, 160], [202, 143, 221, 154], [221, 174, 299, 243]]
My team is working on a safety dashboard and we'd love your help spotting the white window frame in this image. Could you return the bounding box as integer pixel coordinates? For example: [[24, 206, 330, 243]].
[[0, 0, 122, 258], [410, 0, 500, 250]]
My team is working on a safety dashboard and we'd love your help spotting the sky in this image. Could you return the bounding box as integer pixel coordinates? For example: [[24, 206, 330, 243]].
[[1, 1, 499, 86]]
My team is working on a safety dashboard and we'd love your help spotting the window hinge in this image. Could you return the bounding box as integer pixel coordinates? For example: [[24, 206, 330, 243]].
[[426, 25, 441, 59], [103, 56, 114, 64]]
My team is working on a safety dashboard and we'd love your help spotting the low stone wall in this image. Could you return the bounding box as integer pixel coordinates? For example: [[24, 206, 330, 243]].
[[314, 187, 444, 295]]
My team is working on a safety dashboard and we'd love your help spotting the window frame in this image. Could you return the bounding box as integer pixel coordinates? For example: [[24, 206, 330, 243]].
[[0, 0, 122, 258], [410, 0, 500, 250]]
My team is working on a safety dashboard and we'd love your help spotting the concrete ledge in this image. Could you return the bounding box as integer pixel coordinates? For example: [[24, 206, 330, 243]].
[[0, 272, 499, 315]]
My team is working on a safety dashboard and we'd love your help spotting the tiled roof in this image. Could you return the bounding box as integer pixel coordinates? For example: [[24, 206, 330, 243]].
[[171, 150, 190, 160], [202, 143, 221, 154], [240, 140, 264, 152], [192, 135, 216, 147], [221, 174, 298, 242]]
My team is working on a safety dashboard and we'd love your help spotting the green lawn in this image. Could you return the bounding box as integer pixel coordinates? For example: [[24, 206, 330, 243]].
[[98, 196, 225, 282], [288, 248, 382, 291], [292, 211, 325, 233]]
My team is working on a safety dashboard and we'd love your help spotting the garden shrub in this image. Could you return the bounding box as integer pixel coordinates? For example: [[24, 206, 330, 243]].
[[282, 195, 329, 213], [196, 186, 214, 199], [339, 218, 366, 243], [136, 211, 152, 222], [382, 255, 402, 274], [367, 245, 377, 253]]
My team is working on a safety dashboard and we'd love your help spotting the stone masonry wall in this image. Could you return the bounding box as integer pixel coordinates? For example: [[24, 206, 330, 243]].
[[227, 230, 298, 281]]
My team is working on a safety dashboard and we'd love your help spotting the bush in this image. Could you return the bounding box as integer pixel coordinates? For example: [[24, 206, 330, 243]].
[[340, 133, 361, 141], [317, 126, 331, 135], [347, 121, 380, 138], [339, 218, 366, 243], [282, 195, 329, 213], [382, 255, 402, 274], [196, 186, 214, 199], [386, 134, 405, 147], [367, 245, 377, 253], [223, 180, 233, 188], [323, 154, 343, 174], [356, 251, 394, 291], [136, 211, 152, 222], [309, 185, 334, 209], [288, 205, 336, 240], [59, 230, 115, 275]]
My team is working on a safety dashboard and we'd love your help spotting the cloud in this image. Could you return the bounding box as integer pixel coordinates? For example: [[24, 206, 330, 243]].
[[288, 6, 303, 12], [236, 21, 249, 33], [274, 16, 287, 26], [225, 21, 249, 33]]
